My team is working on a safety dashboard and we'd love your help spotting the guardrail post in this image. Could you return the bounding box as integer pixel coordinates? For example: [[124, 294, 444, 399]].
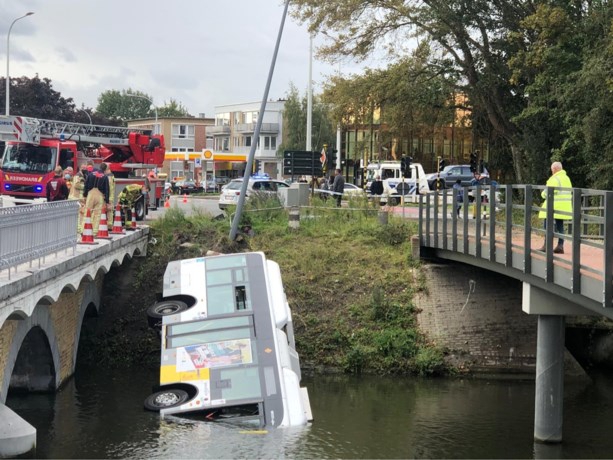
[[524, 185, 533, 274], [505, 185, 513, 267], [571, 189, 582, 294]]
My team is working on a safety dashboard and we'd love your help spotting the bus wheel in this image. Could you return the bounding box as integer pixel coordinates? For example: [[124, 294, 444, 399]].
[[389, 197, 400, 206], [146, 300, 188, 327], [144, 389, 189, 411]]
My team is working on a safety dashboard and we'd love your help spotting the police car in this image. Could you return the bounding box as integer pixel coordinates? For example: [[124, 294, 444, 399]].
[[218, 175, 290, 210]]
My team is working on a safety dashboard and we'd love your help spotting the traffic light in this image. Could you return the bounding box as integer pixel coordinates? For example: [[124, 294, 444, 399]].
[[438, 158, 446, 172], [254, 159, 261, 173], [405, 156, 413, 178], [470, 152, 478, 173], [327, 147, 338, 171]]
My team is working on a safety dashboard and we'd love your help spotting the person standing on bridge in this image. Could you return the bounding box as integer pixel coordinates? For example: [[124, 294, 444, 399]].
[[83, 162, 110, 234], [46, 166, 69, 202], [537, 161, 573, 254]]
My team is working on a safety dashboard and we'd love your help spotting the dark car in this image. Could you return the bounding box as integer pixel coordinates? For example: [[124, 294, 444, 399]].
[[426, 164, 489, 190], [176, 180, 204, 195]]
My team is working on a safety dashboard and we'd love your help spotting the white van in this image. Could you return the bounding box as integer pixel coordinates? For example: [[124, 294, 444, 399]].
[[366, 161, 429, 205]]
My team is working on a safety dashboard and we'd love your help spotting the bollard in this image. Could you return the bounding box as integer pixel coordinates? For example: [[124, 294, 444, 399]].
[[378, 210, 389, 226], [411, 235, 420, 259], [288, 206, 300, 230]]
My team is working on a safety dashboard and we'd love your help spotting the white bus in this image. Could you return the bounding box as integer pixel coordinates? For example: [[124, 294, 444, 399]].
[[144, 252, 312, 428]]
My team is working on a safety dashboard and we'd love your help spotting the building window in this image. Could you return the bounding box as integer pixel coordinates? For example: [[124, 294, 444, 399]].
[[245, 136, 252, 147], [172, 124, 195, 140], [245, 111, 259, 124], [216, 113, 230, 126], [264, 136, 277, 150], [171, 148, 194, 152]]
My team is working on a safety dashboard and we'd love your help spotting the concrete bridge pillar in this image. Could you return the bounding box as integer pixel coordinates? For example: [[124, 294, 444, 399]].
[[534, 314, 565, 443]]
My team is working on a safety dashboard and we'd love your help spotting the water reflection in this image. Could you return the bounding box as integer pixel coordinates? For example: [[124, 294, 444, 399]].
[[6, 366, 613, 459]]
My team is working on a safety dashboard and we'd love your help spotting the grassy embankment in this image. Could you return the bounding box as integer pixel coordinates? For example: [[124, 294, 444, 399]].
[[86, 196, 448, 376]]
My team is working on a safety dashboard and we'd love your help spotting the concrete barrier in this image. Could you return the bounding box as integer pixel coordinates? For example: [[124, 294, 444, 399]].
[[0, 403, 36, 457]]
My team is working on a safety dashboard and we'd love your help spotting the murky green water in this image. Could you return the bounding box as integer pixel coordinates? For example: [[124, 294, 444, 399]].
[[7, 366, 613, 459]]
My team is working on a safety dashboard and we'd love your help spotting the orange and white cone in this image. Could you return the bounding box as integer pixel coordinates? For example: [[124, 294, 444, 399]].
[[79, 209, 99, 245], [164, 195, 170, 208], [131, 207, 138, 230], [182, 193, 188, 203], [96, 208, 112, 239], [110, 204, 125, 234]]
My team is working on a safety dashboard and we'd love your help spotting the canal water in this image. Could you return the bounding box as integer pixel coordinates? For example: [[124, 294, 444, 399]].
[[7, 365, 613, 459]]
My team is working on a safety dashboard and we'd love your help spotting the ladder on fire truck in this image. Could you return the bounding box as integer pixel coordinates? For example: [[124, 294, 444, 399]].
[[0, 115, 153, 146]]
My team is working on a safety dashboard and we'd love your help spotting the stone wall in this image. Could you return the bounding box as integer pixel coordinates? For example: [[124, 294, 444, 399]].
[[414, 261, 538, 373]]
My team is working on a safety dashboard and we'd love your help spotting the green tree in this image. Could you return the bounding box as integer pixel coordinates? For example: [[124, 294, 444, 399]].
[[277, 84, 335, 154], [158, 98, 192, 117], [0, 74, 76, 119], [96, 89, 157, 122]]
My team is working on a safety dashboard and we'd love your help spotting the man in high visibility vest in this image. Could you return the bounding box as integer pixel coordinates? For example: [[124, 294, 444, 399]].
[[537, 161, 573, 254]]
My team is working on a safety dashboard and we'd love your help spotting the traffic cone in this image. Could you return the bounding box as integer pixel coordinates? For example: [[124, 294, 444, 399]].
[[79, 209, 99, 245], [110, 204, 125, 234], [96, 208, 113, 239], [182, 193, 188, 203], [131, 207, 138, 230], [164, 195, 170, 208]]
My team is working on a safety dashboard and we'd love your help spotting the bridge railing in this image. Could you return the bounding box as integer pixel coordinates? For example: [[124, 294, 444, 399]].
[[0, 201, 79, 280], [418, 185, 613, 309]]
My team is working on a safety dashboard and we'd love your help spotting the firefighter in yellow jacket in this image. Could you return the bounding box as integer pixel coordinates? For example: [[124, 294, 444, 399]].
[[537, 161, 572, 254]]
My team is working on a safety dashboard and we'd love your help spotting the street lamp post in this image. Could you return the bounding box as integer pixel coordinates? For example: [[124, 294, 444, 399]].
[[126, 93, 158, 133], [5, 12, 34, 116]]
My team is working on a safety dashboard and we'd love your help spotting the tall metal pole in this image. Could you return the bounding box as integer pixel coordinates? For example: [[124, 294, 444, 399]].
[[5, 12, 34, 116], [306, 34, 313, 152], [229, 0, 289, 240]]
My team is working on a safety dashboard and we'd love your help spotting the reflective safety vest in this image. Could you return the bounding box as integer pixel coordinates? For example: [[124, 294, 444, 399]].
[[538, 169, 573, 220]]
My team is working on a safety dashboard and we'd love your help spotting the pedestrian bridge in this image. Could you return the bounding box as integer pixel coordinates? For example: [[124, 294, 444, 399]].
[[418, 183, 612, 443], [419, 184, 611, 315]]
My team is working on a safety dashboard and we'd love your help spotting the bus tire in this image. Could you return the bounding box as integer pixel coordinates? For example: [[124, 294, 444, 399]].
[[389, 196, 400, 206], [144, 389, 189, 411], [146, 300, 189, 327]]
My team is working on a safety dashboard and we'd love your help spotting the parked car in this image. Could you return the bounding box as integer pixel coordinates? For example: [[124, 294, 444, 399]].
[[314, 183, 366, 200], [426, 164, 489, 190], [176, 180, 204, 195], [218, 177, 290, 210]]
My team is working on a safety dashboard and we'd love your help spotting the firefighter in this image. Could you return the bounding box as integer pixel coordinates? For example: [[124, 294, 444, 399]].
[[69, 165, 87, 232], [118, 184, 145, 223], [83, 162, 110, 234]]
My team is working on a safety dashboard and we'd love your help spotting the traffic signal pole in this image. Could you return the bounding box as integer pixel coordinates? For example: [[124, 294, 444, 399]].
[[230, 0, 289, 241]]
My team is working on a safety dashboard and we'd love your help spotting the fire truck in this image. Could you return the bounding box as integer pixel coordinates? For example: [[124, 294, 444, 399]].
[[0, 115, 166, 215]]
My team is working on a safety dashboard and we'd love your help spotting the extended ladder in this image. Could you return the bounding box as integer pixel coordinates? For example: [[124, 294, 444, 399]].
[[0, 115, 152, 146]]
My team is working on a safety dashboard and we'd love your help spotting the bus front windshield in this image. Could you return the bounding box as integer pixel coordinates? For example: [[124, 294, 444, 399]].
[[0, 143, 58, 174]]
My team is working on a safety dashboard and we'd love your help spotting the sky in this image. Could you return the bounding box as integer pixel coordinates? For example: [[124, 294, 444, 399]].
[[0, 0, 372, 118]]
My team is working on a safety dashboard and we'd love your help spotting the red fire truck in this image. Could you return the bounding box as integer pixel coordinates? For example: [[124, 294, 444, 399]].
[[0, 115, 166, 212]]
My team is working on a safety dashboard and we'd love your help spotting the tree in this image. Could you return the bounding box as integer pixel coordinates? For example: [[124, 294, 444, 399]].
[[158, 98, 192, 117], [0, 74, 76, 119], [277, 84, 335, 154], [96, 89, 157, 122], [291, 0, 534, 182]]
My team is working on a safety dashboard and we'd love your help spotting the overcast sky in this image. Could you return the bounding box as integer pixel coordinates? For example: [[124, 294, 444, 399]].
[[1, 0, 372, 118]]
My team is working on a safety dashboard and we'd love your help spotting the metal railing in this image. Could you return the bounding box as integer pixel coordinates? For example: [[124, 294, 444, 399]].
[[0, 200, 79, 280], [418, 185, 613, 310]]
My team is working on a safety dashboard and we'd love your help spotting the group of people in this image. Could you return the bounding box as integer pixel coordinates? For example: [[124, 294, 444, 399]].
[[46, 161, 115, 233], [318, 169, 345, 207]]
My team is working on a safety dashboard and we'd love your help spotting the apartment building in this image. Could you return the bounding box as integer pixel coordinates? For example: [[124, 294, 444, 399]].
[[208, 100, 285, 179]]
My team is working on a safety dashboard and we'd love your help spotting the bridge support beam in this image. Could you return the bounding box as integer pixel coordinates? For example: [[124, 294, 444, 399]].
[[534, 314, 565, 443]]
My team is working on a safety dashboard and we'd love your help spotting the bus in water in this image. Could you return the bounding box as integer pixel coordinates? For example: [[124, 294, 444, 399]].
[[144, 252, 313, 428]]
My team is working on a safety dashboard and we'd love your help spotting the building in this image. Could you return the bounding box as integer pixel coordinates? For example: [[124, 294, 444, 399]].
[[128, 115, 214, 182], [208, 100, 285, 179]]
